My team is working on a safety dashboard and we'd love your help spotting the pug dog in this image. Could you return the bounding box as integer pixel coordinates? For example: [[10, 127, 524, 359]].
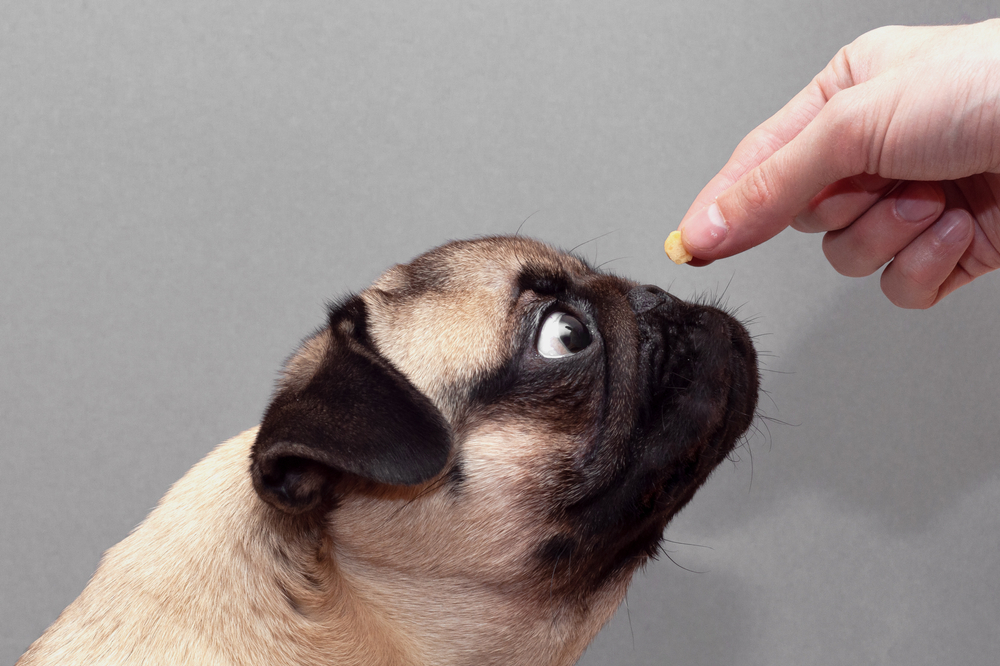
[[18, 235, 758, 666]]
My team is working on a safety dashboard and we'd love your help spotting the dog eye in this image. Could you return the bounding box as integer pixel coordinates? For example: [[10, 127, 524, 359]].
[[537, 312, 592, 358]]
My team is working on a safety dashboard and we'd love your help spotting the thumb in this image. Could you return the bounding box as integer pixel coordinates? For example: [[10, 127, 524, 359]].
[[680, 83, 875, 260]]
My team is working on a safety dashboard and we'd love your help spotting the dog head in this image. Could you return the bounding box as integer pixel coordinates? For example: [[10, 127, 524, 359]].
[[249, 235, 758, 662]]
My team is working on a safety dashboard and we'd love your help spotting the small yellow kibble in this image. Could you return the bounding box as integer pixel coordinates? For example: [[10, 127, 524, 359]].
[[664, 230, 692, 264]]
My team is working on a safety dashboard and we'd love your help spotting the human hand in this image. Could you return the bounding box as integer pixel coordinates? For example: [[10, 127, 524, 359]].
[[677, 20, 1000, 308]]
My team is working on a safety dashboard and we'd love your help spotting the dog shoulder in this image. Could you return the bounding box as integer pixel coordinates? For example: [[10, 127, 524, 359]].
[[18, 431, 263, 665], [19, 428, 405, 666]]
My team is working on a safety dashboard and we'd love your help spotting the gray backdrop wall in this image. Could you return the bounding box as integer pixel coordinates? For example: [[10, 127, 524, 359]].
[[3, 1, 999, 664]]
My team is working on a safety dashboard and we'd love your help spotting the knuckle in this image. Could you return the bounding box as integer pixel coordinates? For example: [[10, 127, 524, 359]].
[[882, 260, 937, 309], [893, 257, 933, 289], [822, 234, 872, 278], [819, 47, 854, 101], [736, 166, 775, 216], [824, 91, 879, 174]]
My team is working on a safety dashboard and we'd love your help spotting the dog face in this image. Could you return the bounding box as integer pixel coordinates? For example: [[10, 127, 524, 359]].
[[250, 236, 758, 662]]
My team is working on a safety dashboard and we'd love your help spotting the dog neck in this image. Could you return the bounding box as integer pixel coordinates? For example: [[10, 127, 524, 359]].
[[22, 428, 607, 666], [329, 552, 606, 666]]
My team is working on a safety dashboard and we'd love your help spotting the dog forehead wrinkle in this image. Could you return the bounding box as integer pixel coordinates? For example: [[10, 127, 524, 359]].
[[370, 235, 574, 294], [362, 292, 512, 403], [361, 254, 535, 422]]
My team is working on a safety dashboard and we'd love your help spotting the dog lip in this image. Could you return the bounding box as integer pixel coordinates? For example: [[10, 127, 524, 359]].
[[683, 308, 758, 437], [607, 311, 758, 558], [642, 300, 756, 402], [564, 297, 758, 524], [630, 298, 759, 487]]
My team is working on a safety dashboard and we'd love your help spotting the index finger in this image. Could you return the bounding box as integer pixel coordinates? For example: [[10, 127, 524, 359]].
[[678, 51, 863, 259], [683, 82, 874, 259], [681, 77, 831, 219]]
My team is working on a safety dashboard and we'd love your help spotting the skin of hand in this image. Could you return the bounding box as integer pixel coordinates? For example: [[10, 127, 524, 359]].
[[677, 20, 1000, 309]]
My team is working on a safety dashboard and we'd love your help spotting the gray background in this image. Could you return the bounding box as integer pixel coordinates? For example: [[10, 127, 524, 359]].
[[3, 1, 999, 664]]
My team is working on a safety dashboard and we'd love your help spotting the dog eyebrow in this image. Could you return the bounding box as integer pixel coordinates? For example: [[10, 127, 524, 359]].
[[516, 267, 570, 297]]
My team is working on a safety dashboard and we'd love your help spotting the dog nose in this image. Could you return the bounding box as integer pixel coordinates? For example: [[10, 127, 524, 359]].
[[627, 285, 678, 314]]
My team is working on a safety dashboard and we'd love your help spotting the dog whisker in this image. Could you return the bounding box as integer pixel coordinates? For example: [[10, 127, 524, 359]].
[[548, 552, 562, 608], [661, 537, 713, 550], [567, 229, 619, 257], [658, 548, 708, 575], [595, 256, 631, 270], [624, 593, 635, 649], [757, 413, 798, 429], [514, 210, 542, 237], [388, 476, 449, 520]]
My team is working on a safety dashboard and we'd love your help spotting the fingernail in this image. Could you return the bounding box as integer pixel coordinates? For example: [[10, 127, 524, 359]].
[[682, 202, 729, 252], [934, 210, 972, 245], [895, 183, 941, 221], [792, 210, 817, 232]]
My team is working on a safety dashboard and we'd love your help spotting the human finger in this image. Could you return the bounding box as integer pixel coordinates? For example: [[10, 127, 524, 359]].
[[791, 173, 897, 233], [879, 208, 976, 309], [821, 181, 946, 277], [680, 82, 880, 259], [679, 80, 833, 223], [675, 55, 865, 261]]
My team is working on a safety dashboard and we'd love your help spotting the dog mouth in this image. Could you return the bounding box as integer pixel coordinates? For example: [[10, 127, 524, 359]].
[[544, 285, 759, 588], [632, 285, 759, 467], [617, 285, 758, 533]]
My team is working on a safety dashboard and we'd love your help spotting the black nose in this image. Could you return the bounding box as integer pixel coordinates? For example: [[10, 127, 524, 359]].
[[627, 285, 678, 314]]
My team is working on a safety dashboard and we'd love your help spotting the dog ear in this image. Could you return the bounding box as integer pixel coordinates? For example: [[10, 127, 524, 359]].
[[250, 295, 452, 514]]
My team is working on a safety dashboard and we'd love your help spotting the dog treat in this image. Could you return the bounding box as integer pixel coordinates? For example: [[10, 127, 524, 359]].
[[664, 230, 692, 264]]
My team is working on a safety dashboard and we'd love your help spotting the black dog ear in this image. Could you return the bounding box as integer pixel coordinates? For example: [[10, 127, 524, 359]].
[[250, 295, 452, 514]]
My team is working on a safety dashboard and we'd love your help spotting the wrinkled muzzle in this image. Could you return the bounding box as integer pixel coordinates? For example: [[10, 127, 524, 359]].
[[626, 284, 759, 509]]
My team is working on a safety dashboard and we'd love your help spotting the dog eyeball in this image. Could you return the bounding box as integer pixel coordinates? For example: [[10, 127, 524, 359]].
[[537, 312, 592, 358]]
